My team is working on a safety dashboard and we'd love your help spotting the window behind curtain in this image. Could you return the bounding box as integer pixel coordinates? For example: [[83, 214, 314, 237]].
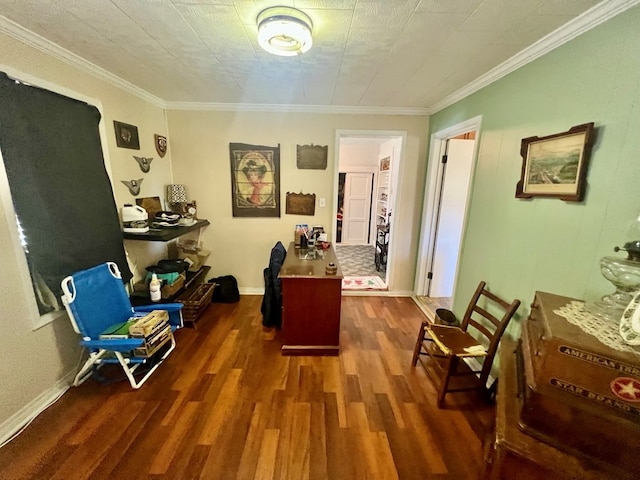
[[0, 72, 132, 315]]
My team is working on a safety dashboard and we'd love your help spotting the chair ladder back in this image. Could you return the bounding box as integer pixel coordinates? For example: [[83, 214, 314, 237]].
[[459, 281, 486, 330], [478, 298, 520, 382], [466, 317, 494, 341], [466, 286, 521, 383]]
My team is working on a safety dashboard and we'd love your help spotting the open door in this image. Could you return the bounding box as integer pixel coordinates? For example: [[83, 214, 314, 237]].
[[415, 116, 481, 300], [428, 138, 475, 297]]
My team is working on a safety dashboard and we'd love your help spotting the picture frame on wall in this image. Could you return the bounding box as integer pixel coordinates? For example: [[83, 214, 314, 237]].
[[113, 120, 140, 150], [296, 144, 328, 169], [516, 122, 595, 202], [229, 142, 281, 217]]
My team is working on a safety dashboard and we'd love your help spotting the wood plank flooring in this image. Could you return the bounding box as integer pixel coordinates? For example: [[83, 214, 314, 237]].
[[0, 296, 501, 480]]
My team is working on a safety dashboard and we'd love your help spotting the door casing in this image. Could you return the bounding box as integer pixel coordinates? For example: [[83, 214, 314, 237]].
[[415, 116, 482, 298], [334, 130, 406, 290]]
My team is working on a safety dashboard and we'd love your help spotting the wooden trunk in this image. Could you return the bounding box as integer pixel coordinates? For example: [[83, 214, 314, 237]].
[[518, 291, 640, 474]]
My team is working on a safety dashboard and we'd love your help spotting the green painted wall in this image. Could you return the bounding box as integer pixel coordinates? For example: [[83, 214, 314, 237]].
[[429, 6, 640, 335]]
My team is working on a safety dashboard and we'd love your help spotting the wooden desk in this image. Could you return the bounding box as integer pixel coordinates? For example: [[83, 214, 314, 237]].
[[487, 338, 631, 480], [278, 242, 343, 355]]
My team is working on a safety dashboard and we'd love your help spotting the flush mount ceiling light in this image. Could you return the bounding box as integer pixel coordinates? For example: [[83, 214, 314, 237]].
[[257, 6, 313, 57]]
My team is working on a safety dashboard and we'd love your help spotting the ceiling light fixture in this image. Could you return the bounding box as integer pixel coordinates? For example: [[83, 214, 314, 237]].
[[257, 6, 313, 57]]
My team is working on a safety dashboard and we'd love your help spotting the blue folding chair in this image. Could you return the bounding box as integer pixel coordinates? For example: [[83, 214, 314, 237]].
[[61, 262, 183, 389]]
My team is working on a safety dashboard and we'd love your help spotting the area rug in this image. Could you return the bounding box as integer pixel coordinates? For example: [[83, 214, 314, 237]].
[[342, 275, 387, 290]]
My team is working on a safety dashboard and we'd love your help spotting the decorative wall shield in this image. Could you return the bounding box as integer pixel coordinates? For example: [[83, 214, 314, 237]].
[[297, 144, 328, 169], [286, 192, 316, 215], [154, 134, 167, 158], [229, 143, 280, 217]]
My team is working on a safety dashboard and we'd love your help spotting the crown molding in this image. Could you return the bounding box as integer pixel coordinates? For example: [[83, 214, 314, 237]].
[[165, 101, 431, 116], [430, 0, 640, 114], [0, 15, 165, 108]]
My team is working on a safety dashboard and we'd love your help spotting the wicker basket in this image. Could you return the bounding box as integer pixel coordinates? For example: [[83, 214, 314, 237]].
[[177, 283, 215, 323]]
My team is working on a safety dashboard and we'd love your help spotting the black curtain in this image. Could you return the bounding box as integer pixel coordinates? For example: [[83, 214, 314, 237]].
[[0, 72, 132, 297]]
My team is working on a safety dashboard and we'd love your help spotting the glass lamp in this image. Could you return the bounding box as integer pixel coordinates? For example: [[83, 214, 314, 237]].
[[589, 212, 640, 322]]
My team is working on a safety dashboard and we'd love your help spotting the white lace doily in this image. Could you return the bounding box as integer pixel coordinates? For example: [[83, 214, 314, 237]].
[[553, 301, 640, 357]]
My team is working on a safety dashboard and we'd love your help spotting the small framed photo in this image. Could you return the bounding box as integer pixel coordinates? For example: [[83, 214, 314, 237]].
[[113, 120, 140, 150], [516, 122, 594, 201]]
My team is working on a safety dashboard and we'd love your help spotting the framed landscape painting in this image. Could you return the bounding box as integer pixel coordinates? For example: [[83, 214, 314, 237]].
[[515, 122, 595, 202]]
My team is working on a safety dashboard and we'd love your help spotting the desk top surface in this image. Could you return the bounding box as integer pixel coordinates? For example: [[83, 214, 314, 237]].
[[279, 242, 343, 279]]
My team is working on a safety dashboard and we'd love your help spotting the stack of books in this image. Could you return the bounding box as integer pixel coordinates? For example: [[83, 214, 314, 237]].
[[98, 310, 173, 357]]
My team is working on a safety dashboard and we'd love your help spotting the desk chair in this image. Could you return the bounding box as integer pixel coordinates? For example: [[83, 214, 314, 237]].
[[412, 281, 520, 407], [61, 262, 183, 389]]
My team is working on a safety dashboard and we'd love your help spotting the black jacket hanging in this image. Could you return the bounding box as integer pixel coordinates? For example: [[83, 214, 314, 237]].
[[261, 241, 286, 329]]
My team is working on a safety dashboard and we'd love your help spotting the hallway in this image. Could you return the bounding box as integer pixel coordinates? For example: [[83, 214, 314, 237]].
[[334, 244, 385, 280]]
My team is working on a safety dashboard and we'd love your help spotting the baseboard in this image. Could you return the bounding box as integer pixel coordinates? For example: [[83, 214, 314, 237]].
[[239, 287, 264, 295], [0, 368, 74, 447], [239, 288, 413, 297], [342, 289, 412, 297]]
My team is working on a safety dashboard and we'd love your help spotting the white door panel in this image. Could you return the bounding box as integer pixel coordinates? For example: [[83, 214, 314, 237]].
[[429, 139, 475, 297], [342, 173, 372, 244]]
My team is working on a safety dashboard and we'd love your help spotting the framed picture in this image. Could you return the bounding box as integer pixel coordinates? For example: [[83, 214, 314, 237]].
[[296, 144, 328, 169], [516, 122, 595, 201], [286, 192, 316, 215], [229, 142, 280, 217], [113, 120, 140, 150], [135, 196, 162, 219]]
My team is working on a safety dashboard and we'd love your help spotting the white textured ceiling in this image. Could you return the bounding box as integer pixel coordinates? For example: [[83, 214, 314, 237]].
[[0, 0, 625, 112]]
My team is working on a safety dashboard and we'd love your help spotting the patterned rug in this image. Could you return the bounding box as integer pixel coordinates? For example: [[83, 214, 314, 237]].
[[342, 275, 388, 290], [334, 244, 385, 279]]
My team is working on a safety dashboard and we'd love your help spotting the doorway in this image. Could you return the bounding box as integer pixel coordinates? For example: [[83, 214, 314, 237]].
[[333, 130, 405, 288], [415, 116, 481, 310]]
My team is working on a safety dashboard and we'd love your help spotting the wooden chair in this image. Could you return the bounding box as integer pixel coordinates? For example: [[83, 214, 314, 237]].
[[411, 281, 520, 408]]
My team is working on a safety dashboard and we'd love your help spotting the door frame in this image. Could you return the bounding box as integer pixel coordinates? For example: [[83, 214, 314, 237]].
[[334, 129, 406, 289], [415, 116, 482, 297]]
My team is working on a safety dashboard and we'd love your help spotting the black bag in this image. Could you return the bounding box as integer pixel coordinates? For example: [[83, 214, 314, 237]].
[[209, 275, 240, 303]]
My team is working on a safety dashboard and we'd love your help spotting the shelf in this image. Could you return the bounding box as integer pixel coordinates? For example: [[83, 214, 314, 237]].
[[123, 219, 209, 242], [130, 265, 211, 306]]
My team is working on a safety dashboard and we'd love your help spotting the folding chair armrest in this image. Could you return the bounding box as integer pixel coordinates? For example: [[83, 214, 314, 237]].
[[80, 337, 144, 352]]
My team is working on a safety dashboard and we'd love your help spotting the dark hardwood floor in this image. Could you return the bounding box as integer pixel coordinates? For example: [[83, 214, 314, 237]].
[[0, 296, 506, 480]]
